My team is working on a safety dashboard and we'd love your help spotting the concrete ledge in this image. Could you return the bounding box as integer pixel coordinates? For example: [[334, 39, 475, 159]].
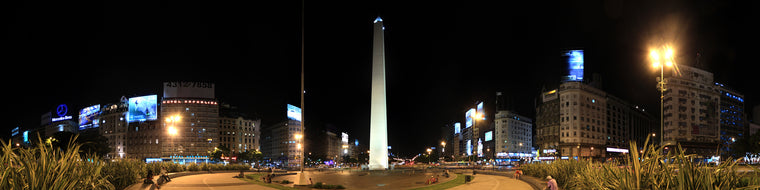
[[125, 170, 258, 190]]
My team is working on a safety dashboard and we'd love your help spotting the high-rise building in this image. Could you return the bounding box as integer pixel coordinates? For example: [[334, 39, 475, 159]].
[[494, 110, 533, 157], [661, 65, 720, 156], [261, 104, 303, 168], [126, 120, 161, 160], [537, 81, 653, 159], [716, 83, 746, 154], [557, 82, 607, 158], [535, 89, 560, 157], [100, 97, 129, 159], [325, 131, 341, 162], [605, 96, 654, 150], [218, 116, 260, 154], [219, 103, 261, 154], [161, 82, 219, 161]]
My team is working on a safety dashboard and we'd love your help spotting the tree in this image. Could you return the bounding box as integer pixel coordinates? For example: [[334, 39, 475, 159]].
[[209, 144, 231, 162], [239, 150, 264, 164]]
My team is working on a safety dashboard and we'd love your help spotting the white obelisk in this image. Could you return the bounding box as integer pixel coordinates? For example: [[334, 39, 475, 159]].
[[369, 16, 388, 170]]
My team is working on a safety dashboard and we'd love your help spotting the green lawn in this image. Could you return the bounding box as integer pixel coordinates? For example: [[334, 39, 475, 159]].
[[239, 173, 298, 190], [409, 174, 465, 190]]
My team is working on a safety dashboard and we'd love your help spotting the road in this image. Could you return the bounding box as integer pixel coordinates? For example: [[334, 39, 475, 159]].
[[447, 174, 533, 190], [127, 172, 276, 190]]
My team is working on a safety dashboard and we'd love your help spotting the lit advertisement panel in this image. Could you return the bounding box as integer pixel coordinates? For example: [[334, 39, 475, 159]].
[[342, 132, 349, 143], [477, 102, 484, 119], [606, 147, 629, 153], [465, 108, 475, 128], [287, 104, 302, 121], [128, 95, 158, 123], [466, 140, 472, 156], [563, 50, 584, 81], [485, 131, 493, 141], [79, 104, 101, 130], [454, 122, 461, 134], [23, 131, 29, 143], [477, 138, 483, 157]]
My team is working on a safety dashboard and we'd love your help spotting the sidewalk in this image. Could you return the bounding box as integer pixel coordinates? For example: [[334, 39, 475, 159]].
[[447, 173, 532, 190]]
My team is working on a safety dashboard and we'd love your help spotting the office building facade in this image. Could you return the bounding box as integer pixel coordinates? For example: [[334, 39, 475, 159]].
[[494, 110, 533, 156], [537, 81, 653, 159], [662, 65, 720, 156]]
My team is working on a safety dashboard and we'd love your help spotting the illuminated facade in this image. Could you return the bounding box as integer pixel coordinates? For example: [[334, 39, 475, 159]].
[[262, 120, 303, 168], [558, 82, 608, 158], [325, 131, 341, 162], [100, 97, 129, 159], [716, 84, 746, 154], [662, 65, 720, 156], [160, 98, 220, 160], [494, 110, 533, 156], [218, 116, 260, 153], [537, 81, 653, 159], [369, 16, 388, 170], [159, 82, 220, 161]]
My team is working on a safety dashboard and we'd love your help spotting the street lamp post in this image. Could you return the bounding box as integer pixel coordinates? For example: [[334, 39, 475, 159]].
[[426, 148, 432, 163], [441, 141, 446, 161], [650, 45, 676, 147]]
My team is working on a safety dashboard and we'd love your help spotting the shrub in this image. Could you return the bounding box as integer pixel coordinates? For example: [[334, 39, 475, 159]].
[[1, 136, 115, 190], [103, 159, 144, 190], [522, 137, 760, 190], [187, 163, 200, 171]]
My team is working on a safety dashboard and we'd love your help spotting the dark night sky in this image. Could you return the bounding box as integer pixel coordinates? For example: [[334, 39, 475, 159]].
[[5, 0, 760, 157]]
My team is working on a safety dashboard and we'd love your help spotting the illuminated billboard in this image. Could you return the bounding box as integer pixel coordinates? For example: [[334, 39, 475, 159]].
[[477, 138, 483, 157], [466, 140, 472, 156], [465, 108, 475, 128], [128, 95, 158, 123], [563, 50, 584, 82], [287, 104, 302, 121], [454, 122, 461, 134], [485, 131, 493, 141], [342, 132, 349, 143], [477, 102, 484, 119], [79, 104, 101, 130], [51, 104, 73, 122], [23, 131, 29, 143]]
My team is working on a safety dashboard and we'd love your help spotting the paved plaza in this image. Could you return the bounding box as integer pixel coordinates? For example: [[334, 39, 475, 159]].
[[127, 172, 276, 190], [273, 170, 457, 189], [127, 169, 534, 190]]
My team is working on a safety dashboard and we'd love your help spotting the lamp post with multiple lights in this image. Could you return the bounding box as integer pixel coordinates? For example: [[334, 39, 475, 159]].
[[650, 45, 676, 147]]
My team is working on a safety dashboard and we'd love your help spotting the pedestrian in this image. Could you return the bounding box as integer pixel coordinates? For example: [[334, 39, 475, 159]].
[[160, 167, 171, 182], [545, 176, 558, 190], [146, 169, 160, 189], [309, 178, 313, 185], [514, 169, 523, 179]]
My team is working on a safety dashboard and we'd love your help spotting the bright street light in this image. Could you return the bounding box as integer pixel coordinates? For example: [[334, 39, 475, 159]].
[[650, 44, 676, 147], [168, 126, 178, 135]]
